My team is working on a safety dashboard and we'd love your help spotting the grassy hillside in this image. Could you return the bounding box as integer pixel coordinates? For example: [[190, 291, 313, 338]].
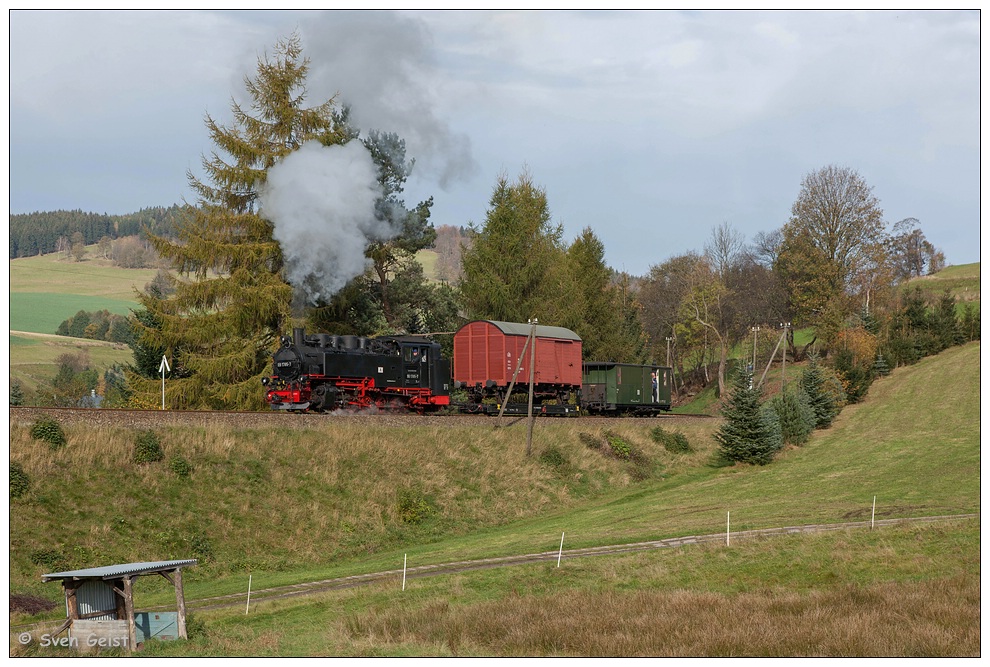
[[903, 261, 980, 311], [9, 342, 980, 655], [10, 332, 132, 395]]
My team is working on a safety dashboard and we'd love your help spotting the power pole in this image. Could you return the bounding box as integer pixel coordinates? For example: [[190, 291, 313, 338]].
[[665, 336, 673, 368], [526, 318, 538, 457], [751, 326, 759, 389], [781, 322, 791, 390]]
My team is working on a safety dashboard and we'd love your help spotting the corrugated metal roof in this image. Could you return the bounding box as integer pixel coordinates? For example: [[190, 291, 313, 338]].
[[42, 560, 197, 582], [482, 320, 582, 342]]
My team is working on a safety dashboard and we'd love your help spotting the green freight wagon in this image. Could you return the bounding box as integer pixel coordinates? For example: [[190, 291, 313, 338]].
[[582, 363, 672, 415]]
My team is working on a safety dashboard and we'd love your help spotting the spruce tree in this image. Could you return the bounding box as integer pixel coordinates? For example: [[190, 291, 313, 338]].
[[714, 369, 782, 465], [10, 381, 24, 407], [768, 387, 816, 446], [129, 34, 348, 410], [799, 355, 844, 429]]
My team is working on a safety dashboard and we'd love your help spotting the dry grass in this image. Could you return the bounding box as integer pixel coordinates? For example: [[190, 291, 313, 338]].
[[10, 417, 712, 593], [340, 573, 979, 657]]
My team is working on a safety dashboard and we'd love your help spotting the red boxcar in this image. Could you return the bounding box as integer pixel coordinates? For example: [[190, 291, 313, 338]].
[[452, 320, 583, 390]]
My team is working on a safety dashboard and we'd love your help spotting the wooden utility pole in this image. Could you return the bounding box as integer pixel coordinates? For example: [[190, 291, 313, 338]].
[[526, 318, 537, 457], [496, 328, 533, 422], [781, 322, 791, 390]]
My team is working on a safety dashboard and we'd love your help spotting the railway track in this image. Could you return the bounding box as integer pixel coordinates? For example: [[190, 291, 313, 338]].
[[9, 406, 714, 430]]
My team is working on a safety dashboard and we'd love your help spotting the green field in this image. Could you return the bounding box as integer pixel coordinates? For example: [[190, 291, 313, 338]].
[[9, 251, 158, 334], [9, 341, 980, 656], [10, 293, 139, 336]]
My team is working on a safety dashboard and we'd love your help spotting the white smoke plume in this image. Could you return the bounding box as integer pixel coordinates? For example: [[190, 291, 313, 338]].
[[259, 11, 478, 306], [302, 11, 478, 189], [259, 141, 393, 305]]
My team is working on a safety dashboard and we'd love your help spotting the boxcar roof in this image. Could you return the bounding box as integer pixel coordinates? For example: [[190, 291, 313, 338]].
[[464, 320, 582, 342]]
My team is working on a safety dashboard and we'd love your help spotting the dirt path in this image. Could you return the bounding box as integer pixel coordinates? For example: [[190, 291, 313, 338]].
[[157, 513, 980, 613]]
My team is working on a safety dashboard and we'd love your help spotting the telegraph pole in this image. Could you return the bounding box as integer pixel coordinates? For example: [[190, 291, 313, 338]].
[[526, 318, 538, 457], [751, 326, 760, 389], [665, 336, 673, 368], [751, 326, 760, 372], [780, 322, 791, 390]]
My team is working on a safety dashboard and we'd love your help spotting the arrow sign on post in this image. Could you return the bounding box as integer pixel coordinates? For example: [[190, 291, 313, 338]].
[[159, 355, 171, 410]]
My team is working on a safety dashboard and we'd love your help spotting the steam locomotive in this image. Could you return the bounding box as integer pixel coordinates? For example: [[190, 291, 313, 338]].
[[263, 328, 451, 413], [263, 320, 672, 415]]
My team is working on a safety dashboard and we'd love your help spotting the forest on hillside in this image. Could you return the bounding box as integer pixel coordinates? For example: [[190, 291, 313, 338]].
[[8, 205, 187, 259]]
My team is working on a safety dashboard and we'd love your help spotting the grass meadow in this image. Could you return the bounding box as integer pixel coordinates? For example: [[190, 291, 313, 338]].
[[9, 341, 981, 657]]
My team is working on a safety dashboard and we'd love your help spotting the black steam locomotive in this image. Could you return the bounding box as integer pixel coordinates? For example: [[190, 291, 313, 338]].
[[263, 328, 451, 412]]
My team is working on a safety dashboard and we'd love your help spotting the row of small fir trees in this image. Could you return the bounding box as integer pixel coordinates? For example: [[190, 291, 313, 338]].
[[714, 357, 844, 466]]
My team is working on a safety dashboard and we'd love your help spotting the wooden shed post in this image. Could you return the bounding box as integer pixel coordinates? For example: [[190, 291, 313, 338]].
[[173, 568, 188, 639], [64, 580, 80, 622], [113, 580, 127, 622], [122, 575, 137, 652]]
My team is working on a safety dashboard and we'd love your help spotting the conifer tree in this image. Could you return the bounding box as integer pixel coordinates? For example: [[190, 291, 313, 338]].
[[459, 171, 567, 323], [566, 227, 644, 362], [714, 369, 782, 465], [768, 387, 816, 446], [10, 381, 24, 407], [129, 34, 348, 410], [960, 304, 980, 342], [799, 355, 844, 429]]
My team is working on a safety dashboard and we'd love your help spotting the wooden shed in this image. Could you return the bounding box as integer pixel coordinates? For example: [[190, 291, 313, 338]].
[[42, 559, 196, 652]]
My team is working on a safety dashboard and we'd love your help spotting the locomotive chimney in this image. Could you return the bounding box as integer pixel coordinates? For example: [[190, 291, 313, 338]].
[[293, 327, 305, 348]]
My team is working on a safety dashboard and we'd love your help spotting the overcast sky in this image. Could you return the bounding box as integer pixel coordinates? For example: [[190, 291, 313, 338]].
[[8, 9, 981, 276]]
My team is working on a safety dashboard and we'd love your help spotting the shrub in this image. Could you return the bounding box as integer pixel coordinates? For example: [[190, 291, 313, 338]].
[[650, 426, 692, 453], [538, 444, 568, 469], [189, 532, 214, 562], [397, 489, 436, 525], [10, 462, 30, 498], [134, 430, 165, 464], [603, 430, 632, 460], [30, 415, 66, 450], [168, 456, 192, 478], [579, 432, 604, 451], [833, 347, 874, 404], [29, 549, 66, 570]]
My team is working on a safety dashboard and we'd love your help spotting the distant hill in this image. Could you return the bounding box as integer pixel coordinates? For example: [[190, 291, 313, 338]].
[[902, 262, 979, 308]]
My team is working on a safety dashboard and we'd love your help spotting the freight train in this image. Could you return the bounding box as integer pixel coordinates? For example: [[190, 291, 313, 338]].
[[263, 320, 672, 416]]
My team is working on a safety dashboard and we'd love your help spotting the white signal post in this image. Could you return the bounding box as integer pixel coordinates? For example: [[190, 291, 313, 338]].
[[159, 355, 171, 410]]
